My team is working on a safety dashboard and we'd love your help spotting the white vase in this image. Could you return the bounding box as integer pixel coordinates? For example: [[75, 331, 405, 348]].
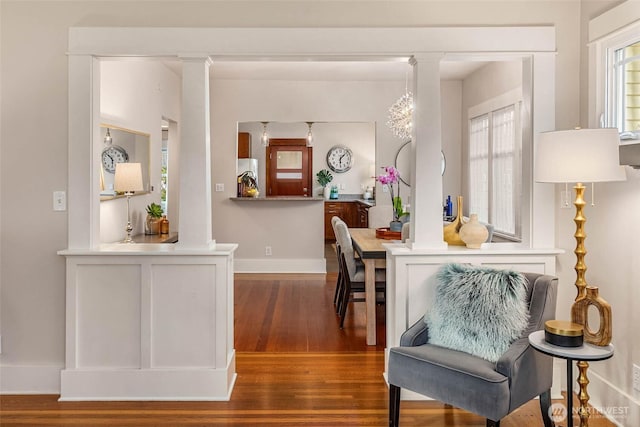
[[459, 214, 488, 249], [323, 186, 331, 200]]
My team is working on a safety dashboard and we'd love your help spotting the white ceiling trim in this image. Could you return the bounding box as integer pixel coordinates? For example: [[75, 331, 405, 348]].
[[68, 26, 556, 57]]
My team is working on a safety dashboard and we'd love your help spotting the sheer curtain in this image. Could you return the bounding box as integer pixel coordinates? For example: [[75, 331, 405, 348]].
[[468, 105, 518, 237], [469, 115, 489, 223], [492, 105, 515, 235]]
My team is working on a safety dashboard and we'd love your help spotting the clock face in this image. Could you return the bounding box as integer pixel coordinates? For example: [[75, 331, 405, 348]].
[[101, 145, 129, 174], [326, 145, 353, 173]]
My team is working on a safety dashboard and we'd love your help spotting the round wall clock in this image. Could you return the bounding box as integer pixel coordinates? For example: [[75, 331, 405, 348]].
[[101, 145, 129, 174], [326, 145, 354, 173]]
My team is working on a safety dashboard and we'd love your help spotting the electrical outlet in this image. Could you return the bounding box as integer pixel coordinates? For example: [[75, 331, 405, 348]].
[[265, 246, 272, 256], [633, 364, 640, 392], [215, 183, 225, 192], [382, 184, 389, 193], [53, 191, 66, 211]]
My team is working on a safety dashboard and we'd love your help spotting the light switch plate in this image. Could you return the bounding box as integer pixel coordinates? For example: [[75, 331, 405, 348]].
[[215, 183, 224, 192], [53, 191, 66, 211]]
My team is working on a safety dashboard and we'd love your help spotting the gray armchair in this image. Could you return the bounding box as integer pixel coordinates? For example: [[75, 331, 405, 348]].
[[388, 272, 558, 427]]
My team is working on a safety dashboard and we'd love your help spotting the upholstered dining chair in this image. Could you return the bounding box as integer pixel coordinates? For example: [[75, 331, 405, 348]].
[[333, 218, 386, 328], [331, 216, 346, 306], [388, 268, 558, 427]]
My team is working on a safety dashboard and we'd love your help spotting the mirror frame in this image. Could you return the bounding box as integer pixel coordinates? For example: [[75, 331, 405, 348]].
[[99, 124, 151, 201], [395, 140, 445, 186]]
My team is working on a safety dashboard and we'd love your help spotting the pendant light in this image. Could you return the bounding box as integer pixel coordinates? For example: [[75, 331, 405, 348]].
[[261, 122, 269, 147], [306, 122, 314, 147], [387, 66, 413, 140]]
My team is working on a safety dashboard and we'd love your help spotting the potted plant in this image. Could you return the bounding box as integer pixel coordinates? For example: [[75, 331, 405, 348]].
[[376, 166, 406, 231], [145, 202, 164, 235], [316, 169, 333, 199]]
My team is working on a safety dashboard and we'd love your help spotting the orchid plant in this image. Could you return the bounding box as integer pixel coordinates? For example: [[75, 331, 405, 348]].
[[376, 165, 405, 221]]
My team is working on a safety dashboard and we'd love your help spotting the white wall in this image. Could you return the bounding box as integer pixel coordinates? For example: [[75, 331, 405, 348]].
[[0, 0, 614, 402], [211, 79, 408, 265], [99, 60, 181, 243], [576, 1, 640, 424]]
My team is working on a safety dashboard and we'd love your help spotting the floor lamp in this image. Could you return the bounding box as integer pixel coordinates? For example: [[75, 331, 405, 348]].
[[114, 162, 144, 243], [535, 128, 625, 426]]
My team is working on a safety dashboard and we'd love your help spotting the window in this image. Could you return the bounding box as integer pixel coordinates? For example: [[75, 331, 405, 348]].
[[468, 103, 521, 238], [608, 39, 640, 134]]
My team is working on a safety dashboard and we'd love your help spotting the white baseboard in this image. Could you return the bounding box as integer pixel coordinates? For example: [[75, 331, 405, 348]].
[[234, 258, 326, 273], [0, 364, 62, 393], [60, 351, 236, 401], [582, 369, 640, 427]]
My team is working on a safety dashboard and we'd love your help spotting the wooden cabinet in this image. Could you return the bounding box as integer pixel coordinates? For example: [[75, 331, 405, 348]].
[[356, 202, 369, 228], [324, 201, 371, 240], [238, 132, 252, 158]]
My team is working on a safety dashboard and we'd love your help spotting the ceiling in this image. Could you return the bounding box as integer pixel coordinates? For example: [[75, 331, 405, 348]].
[[164, 59, 488, 81]]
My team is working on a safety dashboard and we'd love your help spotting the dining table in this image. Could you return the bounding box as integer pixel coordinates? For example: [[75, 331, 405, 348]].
[[349, 228, 393, 346]]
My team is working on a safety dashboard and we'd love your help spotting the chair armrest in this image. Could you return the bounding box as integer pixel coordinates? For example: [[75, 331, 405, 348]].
[[496, 337, 553, 411], [399, 319, 429, 347], [495, 337, 529, 378]]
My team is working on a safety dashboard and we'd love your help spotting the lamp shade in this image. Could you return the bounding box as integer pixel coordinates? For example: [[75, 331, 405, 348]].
[[114, 162, 144, 192], [535, 128, 626, 183]]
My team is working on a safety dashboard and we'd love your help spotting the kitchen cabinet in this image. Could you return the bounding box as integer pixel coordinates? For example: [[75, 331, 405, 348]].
[[238, 132, 251, 158], [324, 201, 371, 240]]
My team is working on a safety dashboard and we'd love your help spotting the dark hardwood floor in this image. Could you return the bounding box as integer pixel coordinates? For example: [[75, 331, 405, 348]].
[[0, 270, 615, 426]]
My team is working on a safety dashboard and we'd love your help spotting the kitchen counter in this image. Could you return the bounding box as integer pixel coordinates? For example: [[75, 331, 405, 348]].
[[325, 194, 376, 207], [231, 196, 325, 201]]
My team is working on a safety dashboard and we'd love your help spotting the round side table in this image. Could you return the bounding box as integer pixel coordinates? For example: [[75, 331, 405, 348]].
[[529, 330, 614, 427]]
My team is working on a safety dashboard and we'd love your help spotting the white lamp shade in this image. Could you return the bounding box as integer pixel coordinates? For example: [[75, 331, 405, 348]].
[[535, 128, 626, 183], [114, 162, 144, 192]]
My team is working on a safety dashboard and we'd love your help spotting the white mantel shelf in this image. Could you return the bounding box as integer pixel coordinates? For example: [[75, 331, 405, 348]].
[[58, 243, 237, 256], [386, 242, 564, 257]]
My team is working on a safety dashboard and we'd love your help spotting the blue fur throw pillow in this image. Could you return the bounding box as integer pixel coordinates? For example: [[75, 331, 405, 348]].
[[424, 263, 530, 363]]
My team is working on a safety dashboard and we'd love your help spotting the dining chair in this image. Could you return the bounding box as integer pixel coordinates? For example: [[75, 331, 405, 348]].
[[331, 216, 346, 306], [367, 205, 394, 229], [334, 219, 386, 328]]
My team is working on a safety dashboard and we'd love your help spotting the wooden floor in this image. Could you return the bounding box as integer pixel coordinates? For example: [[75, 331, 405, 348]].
[[0, 272, 615, 426]]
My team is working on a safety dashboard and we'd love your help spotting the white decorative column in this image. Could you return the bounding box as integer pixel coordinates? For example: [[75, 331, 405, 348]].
[[68, 54, 101, 249], [408, 54, 447, 249], [178, 56, 214, 249]]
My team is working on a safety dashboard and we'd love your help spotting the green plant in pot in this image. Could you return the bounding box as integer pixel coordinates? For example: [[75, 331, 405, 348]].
[[145, 202, 164, 235], [316, 169, 333, 199]]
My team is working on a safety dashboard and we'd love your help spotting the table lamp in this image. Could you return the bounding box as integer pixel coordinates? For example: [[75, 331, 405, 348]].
[[114, 162, 144, 243], [535, 128, 624, 427]]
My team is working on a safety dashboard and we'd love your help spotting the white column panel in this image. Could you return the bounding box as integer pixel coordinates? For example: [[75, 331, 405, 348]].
[[77, 265, 141, 368], [151, 264, 216, 368], [178, 57, 214, 249], [409, 54, 448, 250], [68, 55, 101, 249]]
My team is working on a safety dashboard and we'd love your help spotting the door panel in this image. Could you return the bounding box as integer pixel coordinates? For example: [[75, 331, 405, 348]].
[[266, 139, 313, 197]]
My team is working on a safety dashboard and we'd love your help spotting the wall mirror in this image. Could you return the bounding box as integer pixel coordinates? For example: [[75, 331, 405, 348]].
[[99, 124, 151, 200], [395, 140, 445, 186]]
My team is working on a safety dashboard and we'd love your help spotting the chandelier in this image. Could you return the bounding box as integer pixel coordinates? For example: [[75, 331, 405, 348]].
[[387, 91, 414, 140]]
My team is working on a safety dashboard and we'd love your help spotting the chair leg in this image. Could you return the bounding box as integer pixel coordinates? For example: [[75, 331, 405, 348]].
[[389, 384, 401, 427], [333, 268, 343, 308], [486, 419, 500, 427], [338, 280, 351, 329], [539, 389, 554, 427]]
